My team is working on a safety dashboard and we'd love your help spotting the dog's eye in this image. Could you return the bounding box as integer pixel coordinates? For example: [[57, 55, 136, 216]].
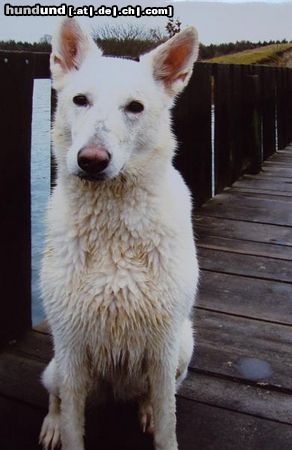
[[125, 101, 144, 114], [73, 95, 89, 107]]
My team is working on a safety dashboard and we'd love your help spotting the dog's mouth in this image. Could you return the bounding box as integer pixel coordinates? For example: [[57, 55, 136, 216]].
[[77, 172, 107, 182], [77, 165, 126, 183]]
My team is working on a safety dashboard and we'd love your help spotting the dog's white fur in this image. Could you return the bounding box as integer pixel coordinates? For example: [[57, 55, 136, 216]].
[[39, 18, 199, 450]]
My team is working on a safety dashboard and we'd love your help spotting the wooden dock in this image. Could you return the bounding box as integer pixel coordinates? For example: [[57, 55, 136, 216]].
[[1, 51, 292, 450], [1, 146, 292, 449]]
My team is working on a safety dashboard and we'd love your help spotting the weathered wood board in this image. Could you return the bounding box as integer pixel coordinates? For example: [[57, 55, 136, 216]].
[[180, 371, 292, 424], [198, 191, 292, 226], [197, 271, 292, 325], [233, 176, 292, 192], [198, 247, 292, 282], [197, 234, 292, 260], [177, 397, 292, 450], [194, 215, 292, 246], [191, 309, 292, 391]]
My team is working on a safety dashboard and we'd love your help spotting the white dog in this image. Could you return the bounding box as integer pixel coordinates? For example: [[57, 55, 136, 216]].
[[39, 18, 199, 450]]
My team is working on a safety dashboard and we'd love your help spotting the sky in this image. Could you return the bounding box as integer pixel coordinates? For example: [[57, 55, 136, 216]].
[[184, 0, 289, 1], [0, 0, 292, 44]]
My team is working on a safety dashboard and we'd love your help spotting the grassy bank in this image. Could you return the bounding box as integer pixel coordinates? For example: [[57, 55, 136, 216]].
[[207, 43, 292, 65]]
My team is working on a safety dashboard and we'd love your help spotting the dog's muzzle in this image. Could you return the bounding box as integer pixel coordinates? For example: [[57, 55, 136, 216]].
[[77, 145, 111, 180]]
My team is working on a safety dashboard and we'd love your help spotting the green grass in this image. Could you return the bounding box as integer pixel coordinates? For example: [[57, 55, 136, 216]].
[[207, 43, 292, 65]]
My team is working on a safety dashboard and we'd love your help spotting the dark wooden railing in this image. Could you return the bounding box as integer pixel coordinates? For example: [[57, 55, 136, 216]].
[[174, 62, 292, 204], [0, 51, 292, 346]]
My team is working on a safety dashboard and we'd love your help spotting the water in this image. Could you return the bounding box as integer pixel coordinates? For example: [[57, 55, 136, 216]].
[[31, 79, 51, 324], [235, 357, 273, 381]]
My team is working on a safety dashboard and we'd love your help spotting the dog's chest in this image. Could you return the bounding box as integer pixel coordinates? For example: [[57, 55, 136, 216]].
[[43, 205, 177, 358]]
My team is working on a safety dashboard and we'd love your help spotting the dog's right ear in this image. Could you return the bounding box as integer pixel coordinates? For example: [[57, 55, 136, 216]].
[[50, 18, 100, 90]]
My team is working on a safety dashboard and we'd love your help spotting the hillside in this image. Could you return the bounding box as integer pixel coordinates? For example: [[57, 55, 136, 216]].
[[207, 43, 292, 66]]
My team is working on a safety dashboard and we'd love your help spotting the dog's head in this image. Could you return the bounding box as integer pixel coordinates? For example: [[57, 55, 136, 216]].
[[51, 18, 199, 182]]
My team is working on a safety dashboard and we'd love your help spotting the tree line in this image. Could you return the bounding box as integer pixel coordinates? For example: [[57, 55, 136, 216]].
[[0, 22, 290, 60]]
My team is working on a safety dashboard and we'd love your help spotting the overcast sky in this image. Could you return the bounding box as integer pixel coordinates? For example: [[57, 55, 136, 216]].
[[0, 1, 292, 44]]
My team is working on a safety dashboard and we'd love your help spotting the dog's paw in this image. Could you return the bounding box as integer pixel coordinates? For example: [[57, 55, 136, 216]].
[[138, 399, 154, 434], [39, 413, 61, 450]]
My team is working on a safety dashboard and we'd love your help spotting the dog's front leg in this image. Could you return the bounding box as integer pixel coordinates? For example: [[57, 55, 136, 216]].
[[58, 355, 89, 450], [149, 356, 178, 450]]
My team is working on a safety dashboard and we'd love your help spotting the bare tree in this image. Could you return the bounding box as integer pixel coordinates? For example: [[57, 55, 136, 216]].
[[165, 18, 182, 38], [92, 24, 166, 43], [92, 23, 167, 58], [39, 34, 52, 44]]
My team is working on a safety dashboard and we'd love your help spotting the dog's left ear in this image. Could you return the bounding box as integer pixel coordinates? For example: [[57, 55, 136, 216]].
[[143, 27, 199, 97]]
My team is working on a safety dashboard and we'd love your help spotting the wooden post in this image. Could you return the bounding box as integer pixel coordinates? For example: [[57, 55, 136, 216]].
[[282, 67, 288, 148], [276, 68, 286, 150], [288, 69, 292, 145], [230, 64, 245, 181], [261, 66, 276, 160], [284, 68, 291, 147], [0, 53, 34, 344], [243, 73, 262, 174], [173, 62, 212, 207], [214, 64, 232, 194]]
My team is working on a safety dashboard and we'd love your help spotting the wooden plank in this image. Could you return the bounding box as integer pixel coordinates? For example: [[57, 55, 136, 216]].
[[2, 389, 292, 450], [233, 175, 292, 193], [192, 309, 292, 390], [270, 154, 292, 162], [0, 396, 45, 450], [265, 161, 292, 171], [0, 392, 154, 450], [0, 52, 34, 344], [7, 351, 292, 433], [277, 148, 292, 154], [197, 191, 292, 226], [264, 160, 292, 167], [197, 235, 292, 260], [194, 215, 292, 246], [0, 353, 47, 407], [272, 150, 292, 157], [197, 271, 292, 325], [231, 186, 292, 198], [177, 397, 292, 450], [8, 330, 52, 363], [2, 330, 292, 449], [240, 173, 292, 181], [173, 62, 212, 207], [261, 167, 292, 178], [180, 371, 292, 424], [225, 188, 292, 203], [198, 247, 292, 283]]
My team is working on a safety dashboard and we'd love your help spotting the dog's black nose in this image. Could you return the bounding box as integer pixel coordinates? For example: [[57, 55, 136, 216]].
[[78, 146, 111, 175]]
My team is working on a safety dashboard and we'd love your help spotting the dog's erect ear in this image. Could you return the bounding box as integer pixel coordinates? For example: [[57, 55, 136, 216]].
[[51, 18, 99, 89], [143, 27, 199, 97]]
